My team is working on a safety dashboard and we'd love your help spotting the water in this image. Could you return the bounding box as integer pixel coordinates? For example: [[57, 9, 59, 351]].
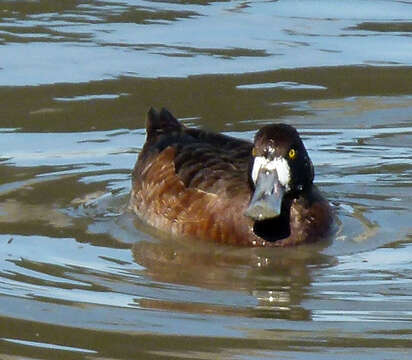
[[1, 0, 412, 359]]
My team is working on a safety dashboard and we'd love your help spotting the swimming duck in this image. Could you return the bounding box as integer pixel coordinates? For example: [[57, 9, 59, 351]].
[[130, 108, 333, 247]]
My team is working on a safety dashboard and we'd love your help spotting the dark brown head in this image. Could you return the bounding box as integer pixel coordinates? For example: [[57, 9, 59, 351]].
[[245, 124, 314, 220]]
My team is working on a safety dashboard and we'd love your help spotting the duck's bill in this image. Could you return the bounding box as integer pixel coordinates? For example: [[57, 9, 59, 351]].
[[244, 169, 285, 221]]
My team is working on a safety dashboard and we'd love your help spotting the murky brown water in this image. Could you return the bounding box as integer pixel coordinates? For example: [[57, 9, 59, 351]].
[[1, 1, 412, 359]]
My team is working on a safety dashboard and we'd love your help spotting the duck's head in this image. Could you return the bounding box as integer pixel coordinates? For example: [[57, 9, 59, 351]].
[[245, 124, 314, 220]]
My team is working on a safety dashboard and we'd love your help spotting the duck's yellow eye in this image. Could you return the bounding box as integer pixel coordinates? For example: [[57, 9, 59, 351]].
[[252, 148, 257, 157], [288, 148, 296, 160]]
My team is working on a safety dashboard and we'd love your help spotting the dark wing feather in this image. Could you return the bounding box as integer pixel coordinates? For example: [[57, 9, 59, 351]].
[[141, 107, 254, 198], [172, 128, 253, 197]]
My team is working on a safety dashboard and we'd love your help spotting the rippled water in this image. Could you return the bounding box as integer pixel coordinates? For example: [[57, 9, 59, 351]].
[[1, 0, 412, 359]]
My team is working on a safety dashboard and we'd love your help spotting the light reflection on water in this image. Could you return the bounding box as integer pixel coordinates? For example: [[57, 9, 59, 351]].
[[1, 0, 412, 85]]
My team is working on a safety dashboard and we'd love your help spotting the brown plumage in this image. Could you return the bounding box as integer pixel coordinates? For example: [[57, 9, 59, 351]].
[[129, 108, 333, 247]]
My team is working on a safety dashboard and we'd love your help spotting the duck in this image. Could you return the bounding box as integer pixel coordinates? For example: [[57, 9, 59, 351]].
[[129, 108, 333, 247]]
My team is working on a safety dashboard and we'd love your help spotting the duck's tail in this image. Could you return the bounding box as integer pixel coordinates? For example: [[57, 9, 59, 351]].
[[146, 107, 182, 139]]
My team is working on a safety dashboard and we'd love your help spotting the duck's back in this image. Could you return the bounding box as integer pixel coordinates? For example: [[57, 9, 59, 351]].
[[130, 108, 258, 245]]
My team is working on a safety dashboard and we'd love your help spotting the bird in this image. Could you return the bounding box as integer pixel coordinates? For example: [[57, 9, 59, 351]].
[[129, 107, 333, 247]]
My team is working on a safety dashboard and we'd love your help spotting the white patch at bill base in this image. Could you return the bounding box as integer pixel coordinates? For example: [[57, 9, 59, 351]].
[[251, 156, 291, 188]]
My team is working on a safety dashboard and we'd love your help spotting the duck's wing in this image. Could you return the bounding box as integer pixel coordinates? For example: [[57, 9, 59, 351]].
[[172, 132, 252, 197], [140, 108, 253, 197]]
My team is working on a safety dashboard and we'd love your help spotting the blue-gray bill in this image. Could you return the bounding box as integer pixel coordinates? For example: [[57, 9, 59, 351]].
[[244, 169, 285, 221]]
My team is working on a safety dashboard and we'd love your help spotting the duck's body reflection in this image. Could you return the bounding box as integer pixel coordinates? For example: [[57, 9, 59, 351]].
[[132, 235, 335, 320]]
